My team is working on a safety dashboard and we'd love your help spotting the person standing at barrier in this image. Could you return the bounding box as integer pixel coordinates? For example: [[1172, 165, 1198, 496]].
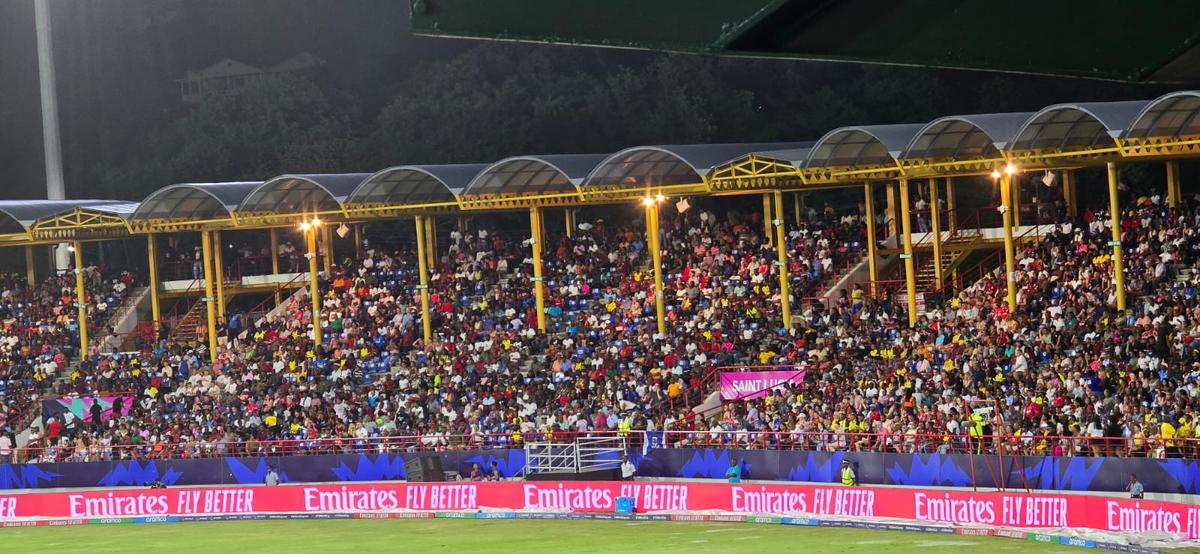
[[265, 466, 280, 486], [90, 401, 103, 433], [1127, 474, 1144, 499], [621, 454, 636, 481], [726, 459, 742, 483], [840, 460, 857, 486]]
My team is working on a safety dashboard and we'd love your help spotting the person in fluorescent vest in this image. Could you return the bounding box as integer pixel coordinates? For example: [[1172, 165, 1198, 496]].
[[617, 414, 632, 438], [840, 460, 857, 486]]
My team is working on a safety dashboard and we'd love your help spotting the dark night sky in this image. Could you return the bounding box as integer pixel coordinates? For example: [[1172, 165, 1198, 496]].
[[0, 1, 1185, 201]]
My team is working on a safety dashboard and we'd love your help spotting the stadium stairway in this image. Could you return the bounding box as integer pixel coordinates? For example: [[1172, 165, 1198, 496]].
[[913, 229, 982, 291], [93, 286, 151, 354], [167, 298, 207, 346]]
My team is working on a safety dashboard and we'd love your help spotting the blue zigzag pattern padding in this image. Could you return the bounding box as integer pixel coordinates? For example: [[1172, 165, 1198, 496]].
[[97, 460, 182, 487], [463, 451, 525, 478], [787, 452, 843, 482], [226, 458, 288, 484], [886, 454, 972, 487], [1157, 459, 1200, 494], [330, 454, 405, 481], [0, 464, 61, 489], [677, 449, 751, 479], [1013, 456, 1103, 491]]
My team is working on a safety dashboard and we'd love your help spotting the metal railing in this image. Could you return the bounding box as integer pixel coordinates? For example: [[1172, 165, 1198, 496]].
[[12, 430, 1195, 464]]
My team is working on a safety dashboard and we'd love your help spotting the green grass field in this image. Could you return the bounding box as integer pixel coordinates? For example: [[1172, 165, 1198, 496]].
[[0, 519, 1078, 553]]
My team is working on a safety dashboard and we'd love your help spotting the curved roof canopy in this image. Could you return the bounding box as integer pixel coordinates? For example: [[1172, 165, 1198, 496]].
[[0, 200, 128, 234], [463, 154, 605, 197], [1125, 91, 1200, 140], [238, 174, 368, 214], [347, 164, 485, 205], [132, 182, 262, 221], [807, 124, 925, 167], [903, 113, 1033, 160], [1008, 100, 1150, 151], [585, 143, 804, 187]]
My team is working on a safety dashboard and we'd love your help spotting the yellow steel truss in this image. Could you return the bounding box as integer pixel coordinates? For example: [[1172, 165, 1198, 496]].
[[0, 135, 1195, 249], [29, 208, 132, 241]]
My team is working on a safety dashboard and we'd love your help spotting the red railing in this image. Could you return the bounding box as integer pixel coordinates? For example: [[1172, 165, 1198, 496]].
[[952, 218, 1050, 291], [12, 430, 1190, 464]]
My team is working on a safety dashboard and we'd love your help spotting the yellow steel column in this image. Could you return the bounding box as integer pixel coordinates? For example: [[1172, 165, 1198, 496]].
[[213, 230, 226, 319], [1167, 160, 1182, 209], [427, 215, 436, 268], [793, 192, 803, 226], [269, 228, 281, 305], [24, 246, 36, 287], [424, 217, 436, 269], [305, 225, 322, 345], [886, 182, 898, 237], [1000, 174, 1018, 313], [944, 177, 957, 233], [200, 231, 219, 364], [354, 224, 363, 260], [762, 193, 772, 245], [863, 184, 878, 297], [645, 200, 666, 336], [929, 179, 944, 289], [1108, 162, 1127, 311], [773, 191, 792, 330], [414, 215, 433, 343], [1063, 170, 1078, 219], [1011, 174, 1022, 229], [564, 209, 574, 238], [530, 207, 547, 332], [73, 241, 88, 356], [147, 234, 161, 325], [321, 225, 333, 274], [899, 179, 918, 326]]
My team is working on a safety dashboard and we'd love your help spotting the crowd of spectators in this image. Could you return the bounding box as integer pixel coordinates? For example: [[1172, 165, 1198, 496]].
[[0, 265, 136, 443], [21, 187, 1200, 463]]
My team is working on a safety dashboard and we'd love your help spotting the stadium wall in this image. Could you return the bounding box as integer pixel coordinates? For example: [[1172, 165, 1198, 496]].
[[1, 481, 1199, 543], [2, 448, 1197, 495]]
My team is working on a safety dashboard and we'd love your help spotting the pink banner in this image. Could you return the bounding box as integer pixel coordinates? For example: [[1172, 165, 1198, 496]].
[[719, 370, 805, 400], [1, 482, 1199, 538]]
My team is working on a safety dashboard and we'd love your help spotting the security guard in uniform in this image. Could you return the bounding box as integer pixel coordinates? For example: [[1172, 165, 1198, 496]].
[[840, 460, 857, 486]]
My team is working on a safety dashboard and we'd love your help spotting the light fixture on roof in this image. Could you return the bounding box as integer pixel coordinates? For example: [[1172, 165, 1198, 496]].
[[990, 170, 1002, 180], [1005, 163, 1019, 175]]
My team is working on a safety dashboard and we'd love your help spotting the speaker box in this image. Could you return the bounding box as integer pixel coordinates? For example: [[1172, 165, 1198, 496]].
[[405, 455, 445, 482]]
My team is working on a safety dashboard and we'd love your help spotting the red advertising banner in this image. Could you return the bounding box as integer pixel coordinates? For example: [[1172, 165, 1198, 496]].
[[2, 482, 1199, 538]]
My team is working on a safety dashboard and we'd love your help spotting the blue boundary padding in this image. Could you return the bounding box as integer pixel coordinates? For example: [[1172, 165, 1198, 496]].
[[6, 511, 1172, 552]]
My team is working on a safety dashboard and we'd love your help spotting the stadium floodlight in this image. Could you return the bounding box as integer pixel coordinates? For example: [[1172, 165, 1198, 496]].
[[311, 217, 322, 227], [990, 170, 1002, 180], [299, 222, 311, 231], [641, 197, 655, 207], [1005, 163, 1019, 175]]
